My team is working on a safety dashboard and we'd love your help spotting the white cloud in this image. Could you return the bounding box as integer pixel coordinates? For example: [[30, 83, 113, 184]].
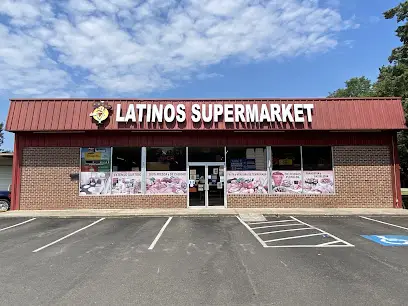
[[0, 0, 358, 96], [344, 40, 354, 49], [0, 0, 53, 26], [196, 72, 223, 80]]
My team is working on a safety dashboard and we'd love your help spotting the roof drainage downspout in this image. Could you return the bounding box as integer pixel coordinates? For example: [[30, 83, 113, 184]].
[[391, 135, 400, 208]]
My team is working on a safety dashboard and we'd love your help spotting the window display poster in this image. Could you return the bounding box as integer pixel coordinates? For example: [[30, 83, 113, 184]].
[[227, 171, 268, 194], [146, 171, 188, 194], [111, 172, 142, 195], [230, 159, 256, 170], [81, 147, 111, 172], [303, 171, 334, 194], [80, 172, 111, 195], [271, 171, 302, 194]]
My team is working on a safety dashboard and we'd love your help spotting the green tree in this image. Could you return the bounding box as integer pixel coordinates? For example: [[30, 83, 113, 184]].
[[329, 2, 408, 189], [375, 1, 408, 186], [328, 77, 375, 97]]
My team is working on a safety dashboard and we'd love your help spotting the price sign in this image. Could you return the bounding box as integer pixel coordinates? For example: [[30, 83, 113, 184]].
[[278, 158, 293, 166], [85, 152, 102, 161]]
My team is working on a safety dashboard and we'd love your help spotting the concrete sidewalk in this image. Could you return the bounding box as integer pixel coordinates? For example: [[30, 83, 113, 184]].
[[1, 208, 407, 218]]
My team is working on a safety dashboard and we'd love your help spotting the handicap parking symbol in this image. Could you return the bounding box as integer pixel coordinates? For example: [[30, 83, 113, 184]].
[[362, 235, 408, 246]]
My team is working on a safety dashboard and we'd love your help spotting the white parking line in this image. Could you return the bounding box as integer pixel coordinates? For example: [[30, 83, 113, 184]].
[[251, 223, 303, 230], [0, 218, 36, 232], [239, 215, 354, 248], [359, 216, 408, 231], [264, 233, 324, 243], [317, 240, 343, 247], [265, 245, 353, 248], [148, 217, 173, 250], [290, 216, 354, 247], [237, 216, 267, 247], [32, 218, 105, 253], [257, 227, 313, 235], [247, 220, 294, 225]]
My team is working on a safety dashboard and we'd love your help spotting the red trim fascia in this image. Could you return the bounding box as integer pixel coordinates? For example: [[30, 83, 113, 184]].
[[391, 133, 403, 208], [10, 135, 21, 210], [15, 131, 394, 148], [9, 97, 402, 101]]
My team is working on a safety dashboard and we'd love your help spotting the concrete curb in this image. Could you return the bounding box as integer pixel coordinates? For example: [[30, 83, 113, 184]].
[[1, 208, 408, 218]]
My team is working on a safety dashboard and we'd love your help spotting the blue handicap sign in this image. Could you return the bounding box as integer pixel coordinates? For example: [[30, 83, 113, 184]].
[[362, 235, 408, 246]]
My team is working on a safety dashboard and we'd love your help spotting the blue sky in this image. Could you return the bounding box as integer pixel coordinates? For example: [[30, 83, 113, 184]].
[[0, 0, 403, 150]]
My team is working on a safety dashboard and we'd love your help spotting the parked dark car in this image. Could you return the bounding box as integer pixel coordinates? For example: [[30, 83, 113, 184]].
[[0, 188, 11, 211]]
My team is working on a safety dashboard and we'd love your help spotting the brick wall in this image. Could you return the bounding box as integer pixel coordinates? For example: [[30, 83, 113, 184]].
[[229, 146, 394, 208], [19, 146, 394, 209], [20, 147, 186, 210]]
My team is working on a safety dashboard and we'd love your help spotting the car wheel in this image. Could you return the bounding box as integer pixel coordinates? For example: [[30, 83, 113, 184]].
[[0, 199, 10, 211]]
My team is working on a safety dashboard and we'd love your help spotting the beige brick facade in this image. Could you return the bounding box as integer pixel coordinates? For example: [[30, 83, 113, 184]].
[[20, 147, 186, 210], [19, 146, 394, 210], [229, 146, 394, 208]]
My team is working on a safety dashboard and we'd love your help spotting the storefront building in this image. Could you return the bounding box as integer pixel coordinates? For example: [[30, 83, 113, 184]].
[[5, 98, 406, 210]]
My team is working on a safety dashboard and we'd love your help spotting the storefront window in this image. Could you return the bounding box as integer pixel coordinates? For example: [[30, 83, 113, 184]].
[[146, 147, 186, 171], [80, 147, 112, 196], [226, 147, 268, 195], [188, 147, 225, 162], [77, 145, 335, 197], [111, 147, 142, 195], [302, 146, 334, 194], [226, 147, 266, 170], [112, 147, 141, 171], [302, 147, 332, 170], [271, 147, 302, 194], [271, 147, 301, 170], [146, 147, 187, 195]]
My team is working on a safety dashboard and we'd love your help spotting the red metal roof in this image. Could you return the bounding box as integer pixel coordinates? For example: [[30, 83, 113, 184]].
[[5, 98, 406, 132]]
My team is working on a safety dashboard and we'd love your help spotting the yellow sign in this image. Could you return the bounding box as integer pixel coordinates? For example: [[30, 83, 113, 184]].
[[90, 106, 110, 124], [279, 158, 293, 166], [85, 152, 102, 161]]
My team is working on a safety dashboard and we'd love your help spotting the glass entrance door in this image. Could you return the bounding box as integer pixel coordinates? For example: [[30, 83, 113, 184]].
[[188, 163, 225, 207], [207, 165, 224, 207], [188, 166, 206, 207]]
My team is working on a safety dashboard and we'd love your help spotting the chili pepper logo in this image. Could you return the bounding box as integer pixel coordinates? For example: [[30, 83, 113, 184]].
[[89, 101, 112, 124]]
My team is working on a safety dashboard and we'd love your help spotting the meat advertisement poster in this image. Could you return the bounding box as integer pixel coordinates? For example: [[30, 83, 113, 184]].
[[302, 171, 335, 194], [80, 172, 111, 196], [111, 172, 142, 195], [227, 171, 268, 194], [146, 171, 187, 194], [271, 171, 302, 194]]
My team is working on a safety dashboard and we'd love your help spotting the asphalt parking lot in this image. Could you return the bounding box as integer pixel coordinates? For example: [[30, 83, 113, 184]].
[[1, 215, 408, 306]]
